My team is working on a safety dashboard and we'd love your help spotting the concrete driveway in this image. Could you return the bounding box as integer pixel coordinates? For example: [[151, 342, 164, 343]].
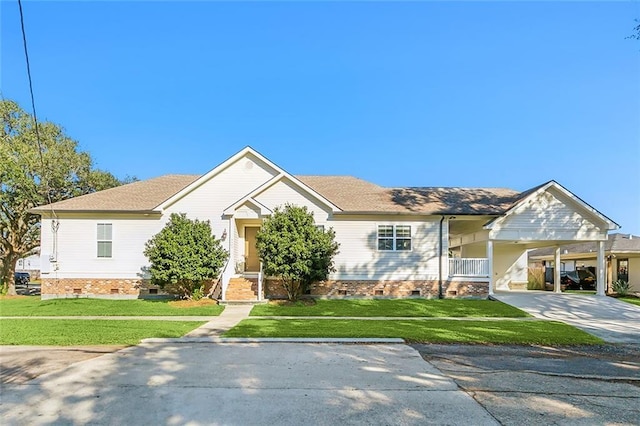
[[493, 293, 640, 343], [0, 342, 497, 425]]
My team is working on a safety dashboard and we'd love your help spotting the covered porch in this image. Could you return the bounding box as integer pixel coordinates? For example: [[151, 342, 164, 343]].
[[220, 199, 269, 302], [447, 181, 619, 296]]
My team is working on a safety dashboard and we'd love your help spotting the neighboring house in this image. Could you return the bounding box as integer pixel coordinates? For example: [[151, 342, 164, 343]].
[[31, 147, 619, 300], [16, 254, 41, 279], [528, 233, 640, 293]]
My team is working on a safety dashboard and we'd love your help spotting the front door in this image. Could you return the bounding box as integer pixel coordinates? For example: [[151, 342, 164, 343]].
[[244, 226, 260, 272]]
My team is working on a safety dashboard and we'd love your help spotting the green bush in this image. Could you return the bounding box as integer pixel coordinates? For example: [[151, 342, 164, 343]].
[[144, 213, 228, 299], [191, 285, 205, 301], [612, 279, 630, 296]]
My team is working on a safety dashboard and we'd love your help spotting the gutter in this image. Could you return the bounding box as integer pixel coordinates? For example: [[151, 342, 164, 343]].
[[28, 209, 161, 215]]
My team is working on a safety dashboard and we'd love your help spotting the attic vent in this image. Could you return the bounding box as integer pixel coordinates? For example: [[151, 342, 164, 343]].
[[245, 160, 254, 170]]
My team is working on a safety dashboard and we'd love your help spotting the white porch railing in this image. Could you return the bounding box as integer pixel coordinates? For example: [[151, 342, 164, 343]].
[[449, 258, 489, 277], [258, 262, 264, 301], [220, 257, 234, 302]]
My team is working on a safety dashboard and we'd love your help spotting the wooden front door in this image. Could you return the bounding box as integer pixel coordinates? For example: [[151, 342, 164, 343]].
[[244, 226, 260, 272]]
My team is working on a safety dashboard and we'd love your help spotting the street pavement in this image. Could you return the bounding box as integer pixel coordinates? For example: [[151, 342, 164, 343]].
[[0, 342, 498, 425]]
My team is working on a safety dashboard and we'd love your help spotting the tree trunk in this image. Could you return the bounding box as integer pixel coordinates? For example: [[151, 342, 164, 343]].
[[1, 252, 19, 296]]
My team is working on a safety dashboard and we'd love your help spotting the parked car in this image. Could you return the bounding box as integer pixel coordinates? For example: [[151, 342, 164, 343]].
[[561, 268, 596, 290], [14, 272, 30, 287]]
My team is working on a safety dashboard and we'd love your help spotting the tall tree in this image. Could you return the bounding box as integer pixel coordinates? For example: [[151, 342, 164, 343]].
[[256, 204, 339, 301], [0, 99, 126, 294]]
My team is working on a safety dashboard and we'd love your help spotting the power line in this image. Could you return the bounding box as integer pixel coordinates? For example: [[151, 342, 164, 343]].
[[17, 0, 59, 261]]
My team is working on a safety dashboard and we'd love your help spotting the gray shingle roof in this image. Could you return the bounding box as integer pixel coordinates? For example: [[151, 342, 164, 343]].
[[529, 233, 640, 257], [297, 176, 521, 214], [31, 175, 200, 212], [32, 173, 526, 215]]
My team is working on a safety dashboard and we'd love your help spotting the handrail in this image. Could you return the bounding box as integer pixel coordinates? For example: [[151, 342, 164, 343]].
[[257, 262, 263, 301], [208, 257, 231, 300]]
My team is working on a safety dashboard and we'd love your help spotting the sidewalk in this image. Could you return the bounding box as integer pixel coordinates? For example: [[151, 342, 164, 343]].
[[185, 304, 253, 337]]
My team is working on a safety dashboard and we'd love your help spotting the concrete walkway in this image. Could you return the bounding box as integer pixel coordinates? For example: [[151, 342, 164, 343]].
[[493, 292, 640, 343], [185, 304, 253, 337]]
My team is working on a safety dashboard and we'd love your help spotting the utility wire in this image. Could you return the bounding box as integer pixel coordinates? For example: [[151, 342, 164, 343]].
[[17, 0, 59, 260], [17, 0, 55, 214]]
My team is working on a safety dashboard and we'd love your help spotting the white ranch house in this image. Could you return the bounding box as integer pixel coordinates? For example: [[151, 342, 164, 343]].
[[32, 147, 619, 300]]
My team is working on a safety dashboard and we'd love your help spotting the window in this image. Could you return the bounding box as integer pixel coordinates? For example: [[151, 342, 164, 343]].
[[618, 259, 629, 282], [378, 225, 412, 251], [316, 225, 325, 232], [97, 223, 112, 258]]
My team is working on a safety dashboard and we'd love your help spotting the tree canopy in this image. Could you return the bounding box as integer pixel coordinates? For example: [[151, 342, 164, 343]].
[[256, 204, 339, 301], [0, 99, 126, 294], [144, 213, 228, 299]]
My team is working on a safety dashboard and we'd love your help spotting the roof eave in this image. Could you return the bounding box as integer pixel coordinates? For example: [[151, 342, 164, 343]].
[[29, 209, 162, 216]]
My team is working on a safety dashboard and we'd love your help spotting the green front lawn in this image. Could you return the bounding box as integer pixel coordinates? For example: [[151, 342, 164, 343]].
[[0, 297, 224, 316], [0, 319, 205, 345], [250, 299, 528, 318], [618, 297, 640, 307], [225, 319, 602, 345]]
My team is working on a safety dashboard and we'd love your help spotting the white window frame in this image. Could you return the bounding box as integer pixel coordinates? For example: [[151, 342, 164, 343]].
[[377, 224, 412, 251], [97, 223, 113, 258]]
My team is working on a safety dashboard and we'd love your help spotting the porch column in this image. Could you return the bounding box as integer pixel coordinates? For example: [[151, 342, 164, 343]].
[[596, 240, 606, 296], [554, 247, 562, 293], [487, 240, 494, 296]]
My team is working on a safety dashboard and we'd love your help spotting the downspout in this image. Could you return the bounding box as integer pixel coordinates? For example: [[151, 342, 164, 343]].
[[438, 216, 445, 299]]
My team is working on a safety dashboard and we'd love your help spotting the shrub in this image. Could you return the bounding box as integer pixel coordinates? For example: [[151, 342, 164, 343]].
[[144, 213, 228, 299], [612, 279, 630, 296], [256, 204, 339, 301]]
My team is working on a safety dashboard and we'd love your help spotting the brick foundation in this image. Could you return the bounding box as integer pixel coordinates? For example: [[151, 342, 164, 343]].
[[265, 279, 489, 299], [42, 278, 143, 299]]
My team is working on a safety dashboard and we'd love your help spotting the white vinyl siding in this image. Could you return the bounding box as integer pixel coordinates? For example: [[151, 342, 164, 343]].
[[97, 224, 112, 258], [253, 178, 332, 222], [330, 217, 444, 280], [489, 188, 607, 241], [378, 225, 411, 251]]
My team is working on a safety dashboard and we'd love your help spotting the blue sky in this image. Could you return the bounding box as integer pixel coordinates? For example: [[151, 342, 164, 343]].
[[2, 1, 639, 234]]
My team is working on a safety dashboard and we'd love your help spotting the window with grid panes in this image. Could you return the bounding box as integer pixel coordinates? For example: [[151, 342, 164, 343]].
[[377, 225, 411, 251], [97, 223, 112, 258]]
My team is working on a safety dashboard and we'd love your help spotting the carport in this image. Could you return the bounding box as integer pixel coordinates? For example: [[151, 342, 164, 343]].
[[448, 181, 619, 296]]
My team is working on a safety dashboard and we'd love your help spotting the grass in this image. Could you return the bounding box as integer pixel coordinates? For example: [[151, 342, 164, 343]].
[[619, 297, 640, 307], [0, 319, 205, 345], [225, 319, 603, 345], [250, 299, 529, 318], [0, 296, 224, 316]]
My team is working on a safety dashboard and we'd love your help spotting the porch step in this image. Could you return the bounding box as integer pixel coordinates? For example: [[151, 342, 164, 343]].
[[225, 277, 258, 301]]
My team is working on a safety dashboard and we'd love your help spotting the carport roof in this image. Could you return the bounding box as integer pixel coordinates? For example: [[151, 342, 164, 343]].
[[529, 233, 640, 258]]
